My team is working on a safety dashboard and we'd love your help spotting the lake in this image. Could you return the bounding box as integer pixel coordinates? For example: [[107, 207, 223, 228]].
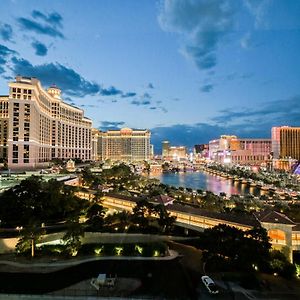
[[151, 171, 261, 196]]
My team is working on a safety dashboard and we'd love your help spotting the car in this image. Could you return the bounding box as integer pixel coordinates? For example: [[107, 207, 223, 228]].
[[201, 275, 219, 294]]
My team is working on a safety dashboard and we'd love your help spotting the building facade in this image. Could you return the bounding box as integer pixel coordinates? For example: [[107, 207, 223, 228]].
[[0, 76, 92, 169], [209, 135, 271, 166], [162, 140, 170, 158], [161, 140, 187, 160], [91, 128, 100, 161], [97, 128, 151, 162], [272, 126, 300, 160]]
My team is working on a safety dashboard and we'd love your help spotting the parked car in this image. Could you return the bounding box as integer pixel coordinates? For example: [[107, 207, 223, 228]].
[[201, 275, 219, 294]]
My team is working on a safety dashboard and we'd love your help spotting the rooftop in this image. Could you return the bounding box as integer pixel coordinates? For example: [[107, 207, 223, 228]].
[[254, 210, 295, 226]]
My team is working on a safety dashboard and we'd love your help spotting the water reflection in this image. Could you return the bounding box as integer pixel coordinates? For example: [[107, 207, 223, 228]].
[[151, 172, 261, 196]]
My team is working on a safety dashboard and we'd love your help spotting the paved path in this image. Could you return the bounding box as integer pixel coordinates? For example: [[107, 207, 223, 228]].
[[0, 249, 179, 270]]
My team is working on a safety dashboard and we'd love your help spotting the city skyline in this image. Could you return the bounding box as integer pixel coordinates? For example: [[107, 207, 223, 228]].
[[0, 0, 299, 151]]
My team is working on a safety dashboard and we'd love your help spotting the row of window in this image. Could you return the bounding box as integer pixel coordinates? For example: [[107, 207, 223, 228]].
[[11, 88, 32, 94]]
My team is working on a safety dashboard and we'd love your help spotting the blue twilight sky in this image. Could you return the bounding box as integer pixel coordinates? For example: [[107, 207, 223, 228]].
[[0, 0, 300, 152]]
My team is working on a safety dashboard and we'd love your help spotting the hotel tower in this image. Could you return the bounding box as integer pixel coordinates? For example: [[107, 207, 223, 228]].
[[96, 128, 151, 162], [272, 126, 300, 160], [0, 76, 92, 169]]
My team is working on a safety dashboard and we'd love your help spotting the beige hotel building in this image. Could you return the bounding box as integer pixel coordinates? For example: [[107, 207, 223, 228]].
[[272, 126, 300, 160], [95, 127, 151, 162], [271, 126, 300, 170], [0, 76, 92, 169]]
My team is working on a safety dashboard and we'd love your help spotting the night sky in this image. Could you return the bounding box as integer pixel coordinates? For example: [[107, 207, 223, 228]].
[[0, 0, 299, 152]]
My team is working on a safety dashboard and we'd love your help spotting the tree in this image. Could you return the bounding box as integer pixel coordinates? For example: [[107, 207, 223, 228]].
[[81, 167, 95, 187], [86, 203, 105, 230], [143, 160, 151, 174], [0, 176, 89, 227], [132, 200, 158, 230], [269, 250, 296, 278], [197, 189, 203, 195], [104, 210, 132, 231], [63, 215, 84, 256], [196, 224, 272, 271], [156, 204, 176, 233], [0, 176, 47, 226], [15, 223, 45, 257], [162, 162, 170, 172]]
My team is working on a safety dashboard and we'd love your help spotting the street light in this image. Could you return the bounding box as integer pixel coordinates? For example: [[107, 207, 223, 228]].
[[16, 226, 23, 234]]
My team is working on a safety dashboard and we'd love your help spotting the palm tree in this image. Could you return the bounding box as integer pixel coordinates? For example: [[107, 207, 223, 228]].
[[63, 215, 84, 256], [156, 205, 176, 233], [15, 223, 45, 258]]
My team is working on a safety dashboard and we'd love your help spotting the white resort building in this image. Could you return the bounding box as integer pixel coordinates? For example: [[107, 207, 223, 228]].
[[0, 76, 92, 169]]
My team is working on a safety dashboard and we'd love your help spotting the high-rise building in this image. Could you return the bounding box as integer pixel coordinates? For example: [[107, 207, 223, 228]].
[[272, 126, 300, 160], [0, 76, 92, 169], [161, 140, 187, 160], [97, 128, 151, 162], [209, 135, 239, 161], [162, 141, 170, 157], [168, 146, 187, 160]]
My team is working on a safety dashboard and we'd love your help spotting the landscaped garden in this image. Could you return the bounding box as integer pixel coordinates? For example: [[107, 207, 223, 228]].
[[23, 241, 168, 258]]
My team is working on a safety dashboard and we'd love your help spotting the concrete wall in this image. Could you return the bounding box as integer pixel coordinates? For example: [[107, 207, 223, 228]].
[[0, 237, 18, 253]]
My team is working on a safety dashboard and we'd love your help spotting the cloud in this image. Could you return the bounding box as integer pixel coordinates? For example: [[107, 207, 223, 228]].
[[79, 104, 97, 108], [201, 84, 214, 93], [100, 86, 122, 96], [31, 41, 48, 56], [212, 95, 300, 125], [148, 83, 154, 89], [151, 95, 300, 153], [64, 96, 73, 103], [10, 57, 101, 97], [0, 23, 13, 42], [121, 92, 136, 98], [151, 121, 268, 153], [31, 10, 63, 28], [151, 123, 222, 152], [17, 15, 64, 39], [160, 107, 168, 113], [0, 44, 17, 65], [131, 99, 151, 106], [158, 0, 236, 70], [200, 72, 253, 91], [2, 75, 13, 80], [225, 72, 253, 81], [243, 0, 271, 28], [99, 121, 125, 131], [240, 32, 252, 49], [143, 92, 152, 99], [240, 32, 262, 49], [5, 54, 128, 98]]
